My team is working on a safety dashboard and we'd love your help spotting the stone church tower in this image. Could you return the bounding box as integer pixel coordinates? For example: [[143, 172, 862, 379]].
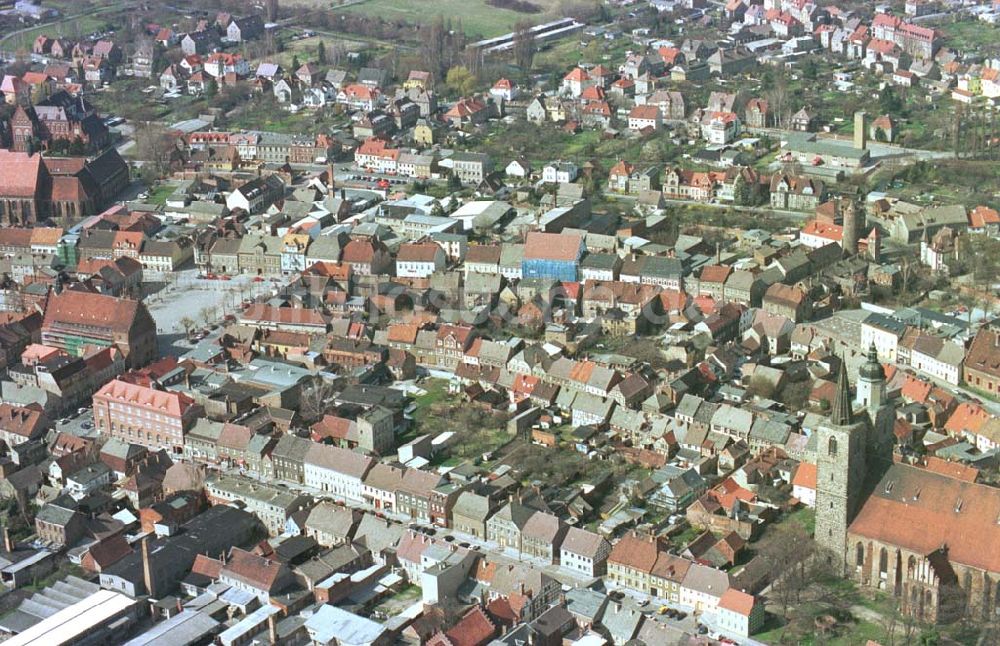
[[841, 199, 860, 257], [815, 359, 870, 574]]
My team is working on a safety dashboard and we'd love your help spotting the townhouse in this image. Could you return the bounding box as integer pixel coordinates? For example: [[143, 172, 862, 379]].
[[302, 442, 375, 505], [206, 475, 313, 536]]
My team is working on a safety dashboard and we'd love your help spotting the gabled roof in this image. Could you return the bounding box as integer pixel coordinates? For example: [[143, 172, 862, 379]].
[[221, 547, 288, 591], [849, 463, 1000, 574], [523, 232, 582, 262], [397, 242, 441, 263], [43, 291, 145, 335], [0, 151, 45, 197], [95, 380, 195, 417], [718, 588, 755, 616]]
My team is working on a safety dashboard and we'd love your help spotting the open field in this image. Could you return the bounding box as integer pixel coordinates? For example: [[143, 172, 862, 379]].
[[2, 15, 113, 50], [937, 19, 1000, 53], [338, 0, 561, 38]]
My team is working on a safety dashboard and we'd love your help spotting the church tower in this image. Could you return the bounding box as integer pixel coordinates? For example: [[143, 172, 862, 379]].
[[815, 358, 869, 574], [855, 342, 885, 412], [841, 199, 859, 257]]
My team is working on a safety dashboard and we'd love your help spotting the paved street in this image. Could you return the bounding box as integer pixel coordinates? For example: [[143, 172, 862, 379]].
[[143, 269, 271, 356], [52, 405, 99, 441]]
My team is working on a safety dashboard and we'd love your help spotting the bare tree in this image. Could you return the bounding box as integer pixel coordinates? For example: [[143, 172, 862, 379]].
[[766, 71, 790, 129], [134, 122, 179, 176], [900, 257, 916, 297], [179, 316, 195, 339], [757, 522, 831, 615], [300, 378, 336, 422], [199, 306, 218, 327], [328, 41, 346, 68], [265, 0, 279, 22], [512, 21, 535, 70], [421, 15, 447, 79]]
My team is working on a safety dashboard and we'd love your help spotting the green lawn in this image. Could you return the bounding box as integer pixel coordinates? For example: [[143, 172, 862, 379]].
[[785, 506, 816, 535], [410, 379, 451, 422], [3, 15, 111, 49], [146, 184, 176, 206], [265, 33, 376, 70], [938, 19, 1000, 52], [340, 0, 559, 38], [757, 614, 886, 646], [225, 96, 348, 134]]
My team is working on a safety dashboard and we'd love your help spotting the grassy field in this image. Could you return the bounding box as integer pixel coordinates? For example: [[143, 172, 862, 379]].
[[339, 0, 560, 38], [146, 184, 176, 206], [938, 19, 1000, 53], [2, 15, 112, 49]]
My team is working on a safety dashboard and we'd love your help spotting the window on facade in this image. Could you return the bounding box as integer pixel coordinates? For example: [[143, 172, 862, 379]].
[[828, 437, 838, 457]]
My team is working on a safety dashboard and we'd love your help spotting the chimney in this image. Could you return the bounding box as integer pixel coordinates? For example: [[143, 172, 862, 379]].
[[2, 526, 13, 553], [268, 613, 278, 644], [141, 536, 156, 598], [327, 162, 336, 192]]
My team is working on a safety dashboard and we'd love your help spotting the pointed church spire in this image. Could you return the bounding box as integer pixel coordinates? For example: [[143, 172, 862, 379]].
[[831, 356, 852, 426]]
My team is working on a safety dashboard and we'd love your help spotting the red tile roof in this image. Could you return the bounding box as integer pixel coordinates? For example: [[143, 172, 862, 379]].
[[397, 242, 441, 263], [221, 547, 287, 591], [608, 531, 664, 572], [240, 304, 328, 328], [445, 97, 487, 118], [849, 463, 1000, 574], [580, 85, 605, 101], [523, 231, 582, 262], [43, 290, 144, 335], [83, 535, 133, 571], [718, 588, 755, 616], [30, 227, 63, 246], [699, 264, 731, 284], [0, 151, 45, 197], [465, 245, 501, 264], [191, 553, 223, 579], [430, 606, 497, 646], [944, 401, 989, 436], [802, 219, 844, 241], [970, 205, 1000, 228], [0, 403, 47, 439], [609, 160, 635, 177], [95, 379, 195, 418], [629, 105, 660, 120], [791, 462, 817, 489], [311, 415, 355, 442], [0, 228, 33, 248], [342, 239, 378, 263]]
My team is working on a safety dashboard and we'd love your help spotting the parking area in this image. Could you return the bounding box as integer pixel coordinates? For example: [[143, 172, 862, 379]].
[[602, 583, 724, 640], [143, 269, 276, 356], [54, 405, 98, 440]]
